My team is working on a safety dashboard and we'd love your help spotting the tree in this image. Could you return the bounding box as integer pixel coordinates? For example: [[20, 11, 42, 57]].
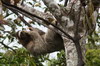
[[0, 0, 99, 66]]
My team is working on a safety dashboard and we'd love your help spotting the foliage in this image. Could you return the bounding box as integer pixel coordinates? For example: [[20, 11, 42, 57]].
[[0, 48, 44, 66], [0, 48, 65, 66], [86, 31, 100, 49], [86, 49, 100, 66], [47, 50, 66, 66], [85, 13, 100, 66]]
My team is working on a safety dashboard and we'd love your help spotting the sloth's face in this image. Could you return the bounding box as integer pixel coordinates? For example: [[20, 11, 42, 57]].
[[16, 31, 32, 46]]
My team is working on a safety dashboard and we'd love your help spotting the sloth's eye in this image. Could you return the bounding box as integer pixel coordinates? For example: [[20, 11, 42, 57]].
[[20, 32, 31, 40]]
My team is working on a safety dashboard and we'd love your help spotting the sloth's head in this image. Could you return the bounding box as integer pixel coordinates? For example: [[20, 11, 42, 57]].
[[16, 31, 32, 46]]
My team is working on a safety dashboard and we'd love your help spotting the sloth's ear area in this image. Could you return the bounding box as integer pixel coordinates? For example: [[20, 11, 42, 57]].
[[16, 31, 31, 40]]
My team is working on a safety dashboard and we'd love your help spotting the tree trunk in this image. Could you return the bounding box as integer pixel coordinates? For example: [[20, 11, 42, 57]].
[[64, 37, 86, 66], [64, 38, 78, 66]]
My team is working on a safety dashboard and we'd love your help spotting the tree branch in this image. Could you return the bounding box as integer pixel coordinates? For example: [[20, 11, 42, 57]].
[[17, 4, 55, 22], [1, 0, 74, 42], [74, 40, 84, 66], [74, 6, 81, 38]]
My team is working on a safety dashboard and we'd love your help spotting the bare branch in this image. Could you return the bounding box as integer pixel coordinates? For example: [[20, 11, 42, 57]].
[[17, 4, 55, 21], [1, 0, 74, 41]]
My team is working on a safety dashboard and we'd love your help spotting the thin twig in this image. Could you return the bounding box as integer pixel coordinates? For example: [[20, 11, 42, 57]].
[[11, 10, 32, 27], [67, 0, 77, 16], [0, 41, 16, 53]]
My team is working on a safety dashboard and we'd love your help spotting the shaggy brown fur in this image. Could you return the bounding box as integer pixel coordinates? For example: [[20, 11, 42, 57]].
[[16, 27, 64, 56]]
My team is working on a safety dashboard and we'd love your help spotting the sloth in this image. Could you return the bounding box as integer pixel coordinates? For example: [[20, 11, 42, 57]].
[[16, 27, 64, 56]]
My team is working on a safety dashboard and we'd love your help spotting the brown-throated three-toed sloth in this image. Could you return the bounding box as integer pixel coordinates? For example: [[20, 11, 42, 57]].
[[16, 27, 64, 56]]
